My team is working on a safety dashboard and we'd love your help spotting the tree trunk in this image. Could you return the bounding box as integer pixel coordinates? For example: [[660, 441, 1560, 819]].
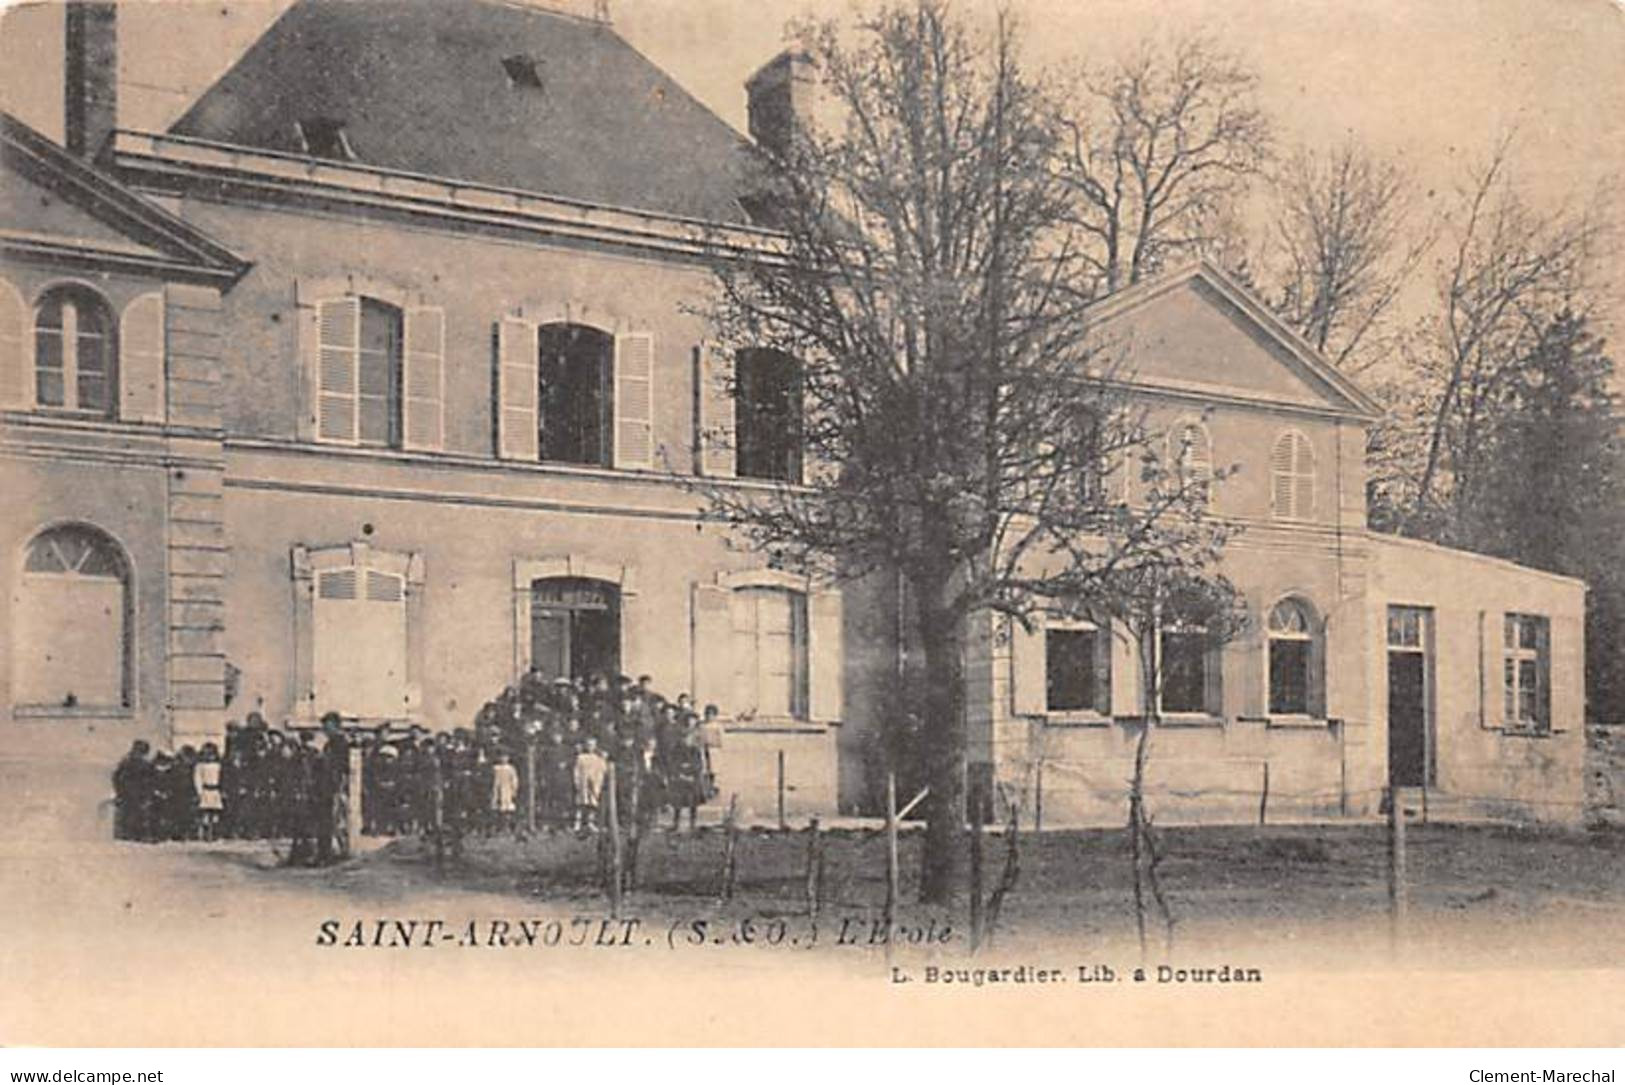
[[915, 591, 967, 906]]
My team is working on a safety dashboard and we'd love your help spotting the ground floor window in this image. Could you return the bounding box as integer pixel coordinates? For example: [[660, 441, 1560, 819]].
[[1267, 597, 1320, 716], [1503, 612, 1550, 732], [731, 586, 808, 720], [1159, 627, 1208, 715], [530, 577, 621, 683], [14, 524, 130, 709], [1045, 623, 1110, 714]]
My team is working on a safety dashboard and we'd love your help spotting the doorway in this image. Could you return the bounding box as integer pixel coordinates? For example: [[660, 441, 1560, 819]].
[[1385, 605, 1433, 788], [530, 577, 621, 683]]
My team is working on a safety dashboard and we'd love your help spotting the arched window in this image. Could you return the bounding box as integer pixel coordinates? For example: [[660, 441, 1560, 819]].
[[15, 524, 131, 709], [1170, 418, 1213, 507], [1267, 596, 1322, 716], [35, 285, 116, 415], [735, 347, 803, 482], [538, 323, 614, 466], [1270, 430, 1315, 521]]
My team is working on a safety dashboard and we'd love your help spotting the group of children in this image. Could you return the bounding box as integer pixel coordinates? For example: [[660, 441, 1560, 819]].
[[109, 670, 722, 856]]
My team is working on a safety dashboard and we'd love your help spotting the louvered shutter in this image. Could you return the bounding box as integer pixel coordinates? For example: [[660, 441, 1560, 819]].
[[0, 277, 28, 409], [1010, 615, 1047, 716], [1271, 431, 1314, 520], [402, 305, 445, 451], [118, 292, 165, 423], [691, 582, 733, 712], [1110, 626, 1141, 717], [496, 317, 538, 461], [614, 331, 655, 470], [807, 588, 843, 722], [316, 297, 360, 443], [694, 342, 736, 477], [1171, 421, 1212, 505]]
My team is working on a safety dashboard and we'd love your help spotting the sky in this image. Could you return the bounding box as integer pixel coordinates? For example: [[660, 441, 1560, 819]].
[[1, 0, 1622, 334]]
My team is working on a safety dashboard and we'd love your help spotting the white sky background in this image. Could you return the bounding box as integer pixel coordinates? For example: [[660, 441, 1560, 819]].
[[1, 0, 1623, 344]]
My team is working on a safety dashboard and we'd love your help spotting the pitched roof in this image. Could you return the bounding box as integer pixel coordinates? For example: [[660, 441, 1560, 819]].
[[1087, 258, 1385, 419], [1, 111, 249, 283], [168, 0, 756, 224]]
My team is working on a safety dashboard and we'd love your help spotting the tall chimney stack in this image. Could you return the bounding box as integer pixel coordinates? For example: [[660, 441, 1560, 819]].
[[745, 49, 816, 159], [64, 1, 118, 160]]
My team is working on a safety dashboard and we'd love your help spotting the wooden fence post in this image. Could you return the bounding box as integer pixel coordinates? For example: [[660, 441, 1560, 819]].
[[969, 776, 985, 954], [805, 816, 823, 918], [777, 750, 787, 831], [524, 741, 537, 837], [431, 752, 445, 874], [606, 762, 623, 916], [1259, 760, 1270, 826], [720, 793, 740, 901], [346, 744, 363, 859], [885, 770, 899, 965]]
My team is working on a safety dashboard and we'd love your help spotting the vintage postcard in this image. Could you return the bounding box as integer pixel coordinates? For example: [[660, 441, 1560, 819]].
[[0, 0, 1621, 1049]]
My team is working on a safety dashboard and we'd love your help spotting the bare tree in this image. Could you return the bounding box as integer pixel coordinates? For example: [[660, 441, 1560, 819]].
[[701, 2, 1229, 904], [1265, 142, 1432, 372], [1058, 34, 1271, 295], [1407, 138, 1608, 534]]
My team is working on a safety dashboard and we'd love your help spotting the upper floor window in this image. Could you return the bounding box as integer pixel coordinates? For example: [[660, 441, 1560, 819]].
[[311, 294, 443, 451], [1267, 596, 1322, 717], [539, 323, 614, 467], [35, 285, 115, 416], [15, 523, 132, 710], [1503, 613, 1550, 732], [1270, 429, 1316, 521], [1169, 418, 1213, 508], [735, 347, 803, 482]]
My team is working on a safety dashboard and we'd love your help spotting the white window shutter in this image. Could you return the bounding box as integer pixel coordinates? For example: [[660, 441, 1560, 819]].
[[690, 582, 733, 713], [402, 305, 445, 451], [1271, 432, 1297, 519], [807, 588, 843, 722], [614, 331, 655, 470], [694, 342, 736, 477], [496, 317, 538, 461], [316, 297, 360, 443], [0, 277, 28, 409], [1292, 432, 1316, 519], [118, 292, 166, 424], [1010, 615, 1047, 716]]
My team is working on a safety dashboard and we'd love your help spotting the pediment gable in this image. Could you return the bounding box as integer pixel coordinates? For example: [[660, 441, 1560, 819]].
[[1, 112, 246, 281], [1091, 261, 1381, 419]]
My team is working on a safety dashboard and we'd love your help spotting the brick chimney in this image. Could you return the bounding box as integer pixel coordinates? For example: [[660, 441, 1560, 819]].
[[745, 49, 816, 158], [64, 1, 118, 160]]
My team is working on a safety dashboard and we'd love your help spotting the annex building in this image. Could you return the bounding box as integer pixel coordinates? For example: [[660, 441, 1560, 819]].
[[0, 0, 1587, 838]]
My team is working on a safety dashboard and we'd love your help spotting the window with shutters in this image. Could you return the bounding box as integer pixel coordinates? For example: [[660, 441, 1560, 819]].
[[1267, 596, 1322, 717], [311, 294, 443, 451], [735, 348, 803, 482], [1502, 613, 1550, 733], [538, 323, 613, 467], [1270, 429, 1316, 521], [730, 586, 809, 720], [1045, 623, 1110, 714], [34, 285, 116, 416], [14, 524, 132, 710], [1158, 626, 1209, 714], [311, 558, 410, 720], [1170, 418, 1213, 508]]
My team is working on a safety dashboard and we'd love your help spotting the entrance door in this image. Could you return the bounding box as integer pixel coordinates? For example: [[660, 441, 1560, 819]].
[[1386, 605, 1433, 788], [530, 577, 620, 683]]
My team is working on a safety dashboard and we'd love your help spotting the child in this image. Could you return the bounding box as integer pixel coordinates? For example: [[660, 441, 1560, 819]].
[[490, 750, 520, 835], [194, 743, 224, 842], [572, 735, 608, 833]]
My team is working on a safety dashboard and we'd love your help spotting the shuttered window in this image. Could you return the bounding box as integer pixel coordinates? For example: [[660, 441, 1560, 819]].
[[356, 298, 403, 447], [538, 323, 613, 466], [496, 317, 539, 461], [312, 562, 408, 720], [15, 525, 131, 709], [730, 587, 809, 720], [1044, 624, 1112, 714], [1270, 430, 1315, 521], [735, 347, 802, 482], [402, 306, 446, 451], [316, 297, 360, 442]]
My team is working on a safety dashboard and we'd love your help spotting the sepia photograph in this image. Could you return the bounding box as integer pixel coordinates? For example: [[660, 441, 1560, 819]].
[[0, 0, 1621, 1051]]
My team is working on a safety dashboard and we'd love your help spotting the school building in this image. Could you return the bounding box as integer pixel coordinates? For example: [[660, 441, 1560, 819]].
[[0, 0, 1587, 838]]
